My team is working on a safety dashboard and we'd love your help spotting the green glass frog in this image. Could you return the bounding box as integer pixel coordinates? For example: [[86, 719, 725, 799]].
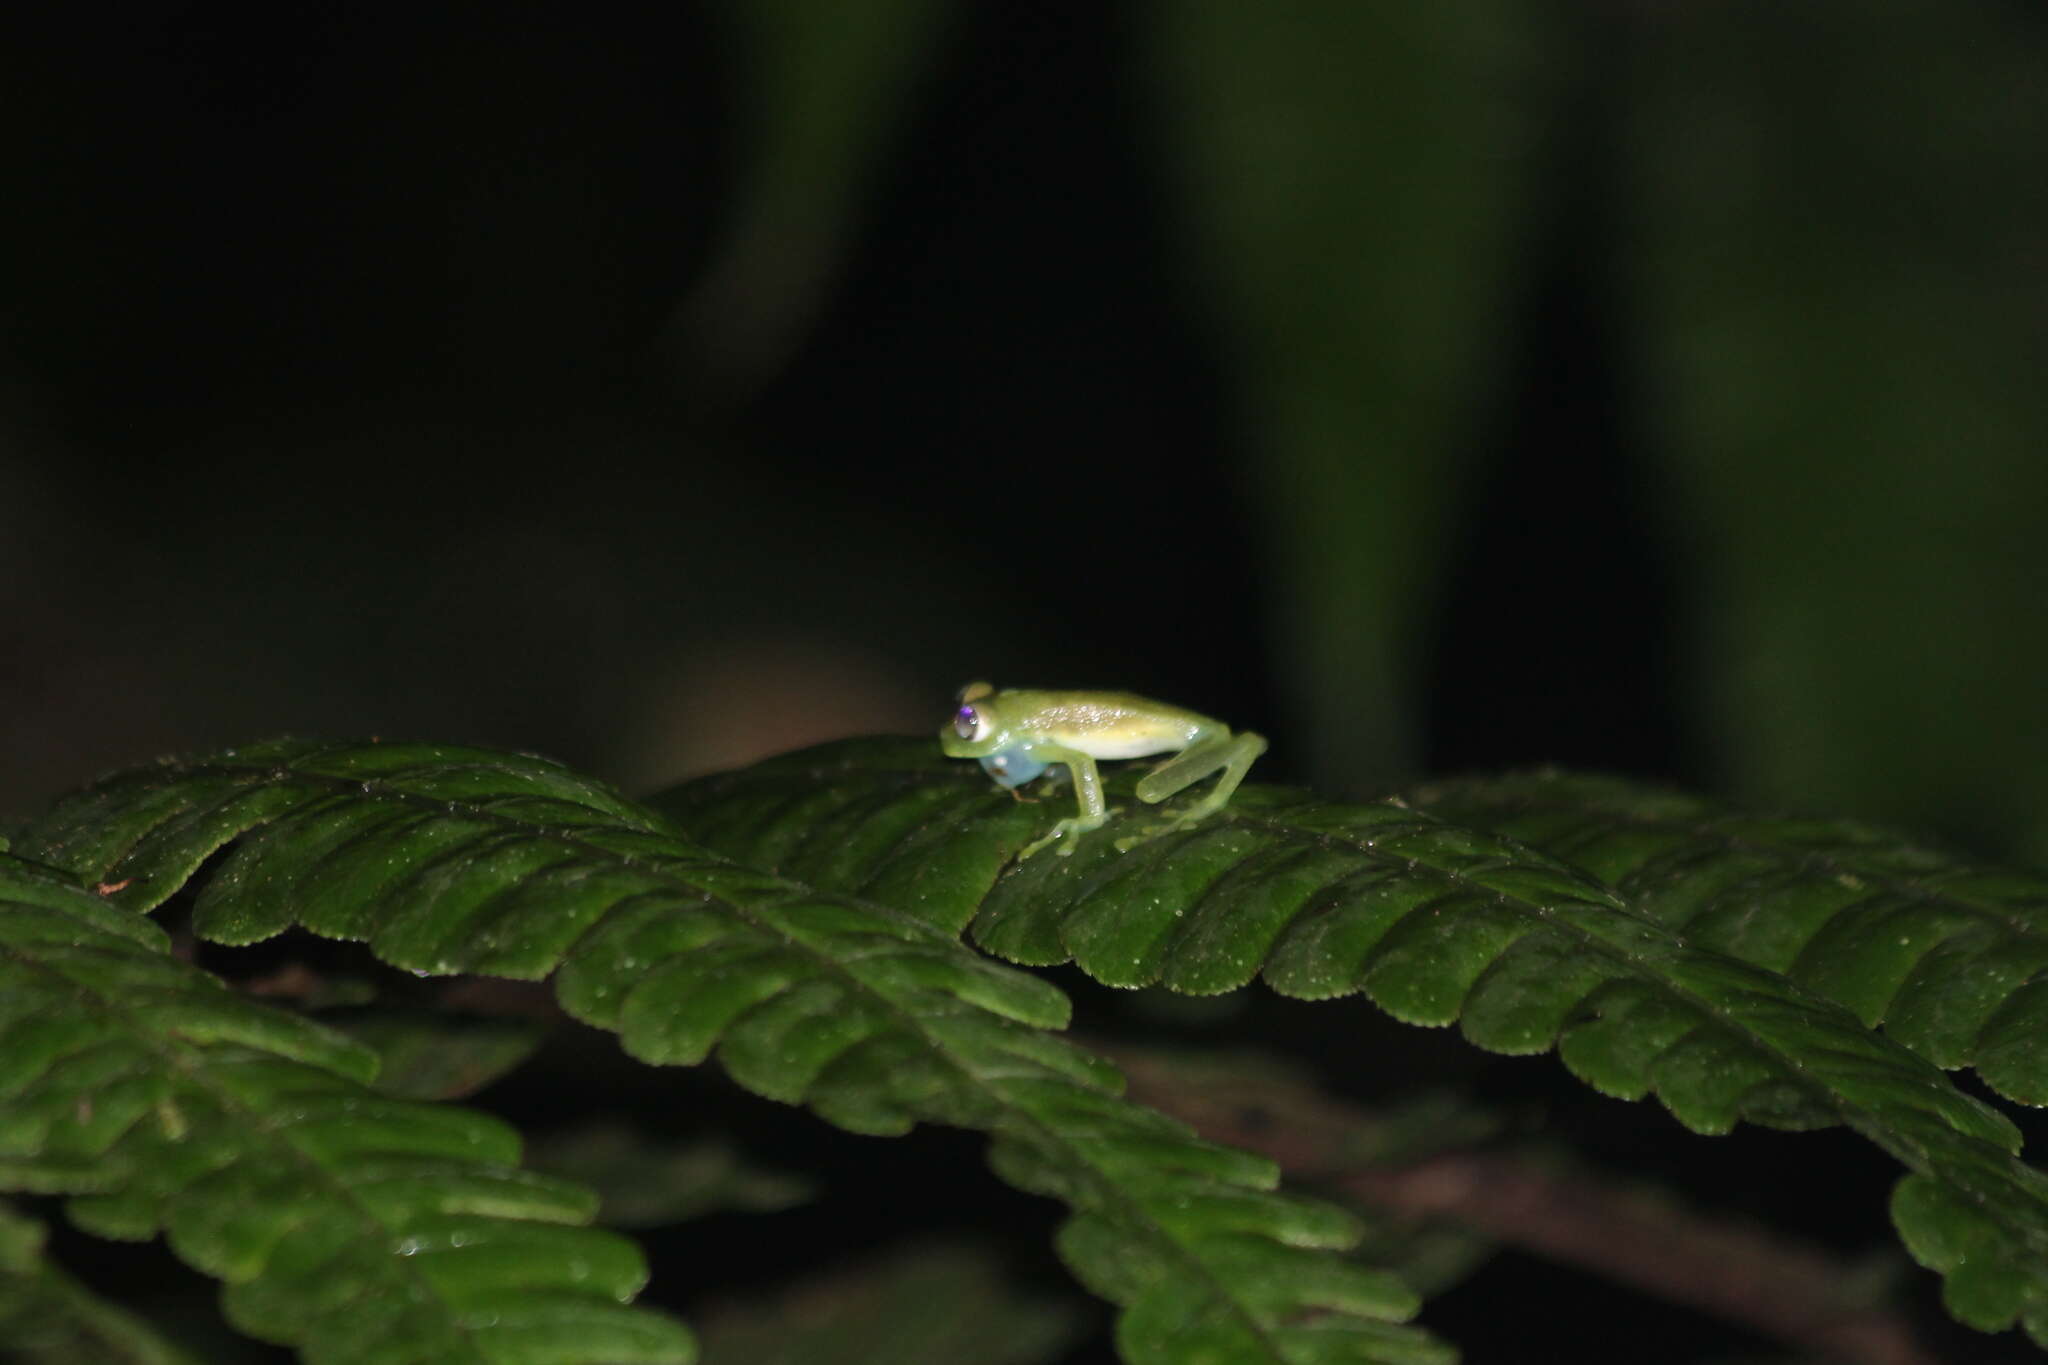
[[940, 682, 1266, 858]]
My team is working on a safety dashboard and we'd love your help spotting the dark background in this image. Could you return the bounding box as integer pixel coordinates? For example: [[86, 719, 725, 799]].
[[4, 3, 2046, 1362]]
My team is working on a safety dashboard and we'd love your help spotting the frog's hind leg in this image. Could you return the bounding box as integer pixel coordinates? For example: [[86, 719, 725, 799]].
[[1122, 731, 1266, 848]]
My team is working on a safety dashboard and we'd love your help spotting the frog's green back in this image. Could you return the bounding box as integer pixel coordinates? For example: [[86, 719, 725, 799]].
[[996, 689, 1217, 756]]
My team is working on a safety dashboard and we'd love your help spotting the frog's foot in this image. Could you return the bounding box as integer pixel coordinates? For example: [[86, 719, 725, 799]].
[[1112, 808, 1219, 852], [1018, 810, 1115, 860]]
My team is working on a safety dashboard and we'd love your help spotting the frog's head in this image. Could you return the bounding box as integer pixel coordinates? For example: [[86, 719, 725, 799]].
[[940, 681, 1007, 757]]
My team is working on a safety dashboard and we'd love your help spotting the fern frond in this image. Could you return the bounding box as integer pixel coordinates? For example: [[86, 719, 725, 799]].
[[1406, 770, 2048, 1106], [657, 738, 2048, 1341], [17, 741, 1453, 1365], [0, 853, 694, 1365]]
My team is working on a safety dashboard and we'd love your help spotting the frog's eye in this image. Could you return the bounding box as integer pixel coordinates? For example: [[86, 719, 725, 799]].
[[954, 705, 991, 741]]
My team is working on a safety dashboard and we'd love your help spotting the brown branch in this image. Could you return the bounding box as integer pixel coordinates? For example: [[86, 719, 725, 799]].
[[228, 956, 561, 1020], [1104, 1043, 1945, 1365]]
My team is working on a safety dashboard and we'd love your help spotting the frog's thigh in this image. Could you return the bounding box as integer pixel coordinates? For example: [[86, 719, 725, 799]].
[[1138, 736, 1228, 802], [1136, 733, 1258, 804]]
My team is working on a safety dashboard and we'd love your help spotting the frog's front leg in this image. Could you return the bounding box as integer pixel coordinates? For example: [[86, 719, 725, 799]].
[[1115, 729, 1267, 850], [1018, 745, 1112, 859]]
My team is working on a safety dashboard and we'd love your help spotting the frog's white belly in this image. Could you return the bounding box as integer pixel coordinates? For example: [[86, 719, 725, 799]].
[[1046, 724, 1200, 760]]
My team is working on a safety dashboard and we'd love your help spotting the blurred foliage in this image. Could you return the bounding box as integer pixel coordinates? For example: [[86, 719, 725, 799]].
[[0, 1203, 207, 1365], [1622, 0, 2048, 857], [1142, 1, 1545, 790], [338, 1009, 551, 1101], [6, 1, 2045, 867], [668, 0, 956, 396], [524, 1122, 816, 1230], [694, 1238, 1086, 1365]]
